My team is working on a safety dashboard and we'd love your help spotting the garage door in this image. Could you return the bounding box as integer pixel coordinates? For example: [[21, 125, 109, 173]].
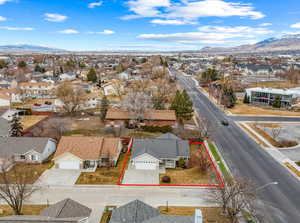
[[135, 161, 157, 170], [59, 161, 80, 170]]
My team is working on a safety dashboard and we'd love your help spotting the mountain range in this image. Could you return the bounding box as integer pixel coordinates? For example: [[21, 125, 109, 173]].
[[199, 34, 300, 54], [0, 44, 66, 52]]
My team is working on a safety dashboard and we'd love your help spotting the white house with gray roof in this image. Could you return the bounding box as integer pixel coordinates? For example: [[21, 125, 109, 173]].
[[0, 137, 56, 171], [130, 133, 189, 170]]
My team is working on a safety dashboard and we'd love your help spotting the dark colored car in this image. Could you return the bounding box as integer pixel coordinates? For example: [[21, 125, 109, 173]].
[[221, 120, 229, 126]]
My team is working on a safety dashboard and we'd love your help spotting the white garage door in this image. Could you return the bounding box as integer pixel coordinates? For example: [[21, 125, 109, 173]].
[[59, 161, 80, 170], [135, 161, 157, 170]]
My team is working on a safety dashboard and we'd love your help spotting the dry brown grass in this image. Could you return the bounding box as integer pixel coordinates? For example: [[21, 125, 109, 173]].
[[21, 115, 48, 130], [248, 81, 300, 89], [239, 124, 269, 147], [284, 162, 300, 177], [0, 160, 54, 184], [229, 102, 300, 116], [159, 206, 230, 223], [0, 205, 47, 217], [76, 153, 127, 185]]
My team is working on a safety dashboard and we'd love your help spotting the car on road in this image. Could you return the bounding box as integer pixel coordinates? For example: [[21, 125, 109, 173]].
[[221, 120, 229, 126]]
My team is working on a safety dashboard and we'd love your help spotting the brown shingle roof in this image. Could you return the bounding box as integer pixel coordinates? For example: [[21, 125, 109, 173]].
[[54, 136, 120, 160], [105, 109, 176, 121]]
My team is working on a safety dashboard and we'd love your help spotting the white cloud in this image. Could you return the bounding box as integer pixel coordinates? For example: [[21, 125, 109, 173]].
[[138, 25, 272, 45], [122, 0, 170, 19], [0, 26, 34, 31], [0, 0, 12, 5], [150, 19, 195, 25], [88, 1, 103, 8], [291, 22, 300, 28], [123, 0, 265, 21], [0, 16, 7, 21], [58, 29, 79, 34], [44, 13, 68, 22], [260, 23, 272, 27], [88, 29, 115, 34]]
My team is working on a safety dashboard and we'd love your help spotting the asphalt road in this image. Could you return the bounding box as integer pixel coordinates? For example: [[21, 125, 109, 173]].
[[174, 69, 300, 223]]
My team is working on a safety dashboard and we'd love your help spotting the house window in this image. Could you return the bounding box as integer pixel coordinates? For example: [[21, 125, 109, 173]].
[[20, 155, 25, 160], [31, 155, 37, 161]]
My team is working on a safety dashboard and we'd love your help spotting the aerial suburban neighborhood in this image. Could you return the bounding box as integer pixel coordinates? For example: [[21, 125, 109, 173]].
[[0, 0, 300, 223]]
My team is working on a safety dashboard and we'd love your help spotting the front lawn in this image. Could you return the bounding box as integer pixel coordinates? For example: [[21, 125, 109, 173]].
[[0, 160, 54, 184], [76, 153, 128, 185], [159, 206, 230, 223], [0, 205, 47, 217]]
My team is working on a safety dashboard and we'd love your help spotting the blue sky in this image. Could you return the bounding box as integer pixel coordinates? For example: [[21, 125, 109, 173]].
[[0, 0, 300, 51]]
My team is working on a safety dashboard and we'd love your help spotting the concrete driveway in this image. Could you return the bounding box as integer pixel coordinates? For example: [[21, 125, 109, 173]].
[[37, 168, 81, 186], [122, 169, 159, 185]]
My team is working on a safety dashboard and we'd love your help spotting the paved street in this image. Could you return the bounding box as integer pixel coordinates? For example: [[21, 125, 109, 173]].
[[231, 116, 300, 122], [173, 69, 300, 223]]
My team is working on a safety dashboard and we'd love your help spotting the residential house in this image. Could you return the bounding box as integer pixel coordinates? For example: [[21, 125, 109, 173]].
[[102, 80, 123, 96], [0, 137, 56, 171], [105, 109, 177, 127], [109, 199, 198, 223], [59, 72, 76, 81], [130, 133, 189, 170], [0, 93, 10, 108], [19, 81, 56, 99], [53, 136, 122, 170], [0, 198, 92, 223], [0, 89, 22, 103]]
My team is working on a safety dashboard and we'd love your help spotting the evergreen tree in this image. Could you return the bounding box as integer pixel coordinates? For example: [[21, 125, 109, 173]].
[[243, 94, 250, 104], [9, 115, 23, 137], [100, 96, 110, 121], [17, 61, 27, 69], [272, 96, 281, 108], [170, 90, 194, 126], [152, 96, 165, 110], [87, 68, 97, 82], [201, 68, 218, 85]]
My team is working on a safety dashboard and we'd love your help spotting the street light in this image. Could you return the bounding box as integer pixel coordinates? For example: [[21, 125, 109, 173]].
[[256, 182, 278, 191]]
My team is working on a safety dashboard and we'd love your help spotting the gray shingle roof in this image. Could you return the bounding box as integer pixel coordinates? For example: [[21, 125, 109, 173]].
[[40, 198, 92, 219], [109, 200, 160, 223], [156, 133, 181, 140], [0, 137, 52, 158], [131, 137, 189, 160]]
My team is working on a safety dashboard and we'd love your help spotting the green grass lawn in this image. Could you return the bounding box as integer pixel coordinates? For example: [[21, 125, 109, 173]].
[[208, 143, 229, 176]]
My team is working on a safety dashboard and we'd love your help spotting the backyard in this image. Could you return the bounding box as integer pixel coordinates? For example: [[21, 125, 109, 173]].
[[0, 205, 47, 217]]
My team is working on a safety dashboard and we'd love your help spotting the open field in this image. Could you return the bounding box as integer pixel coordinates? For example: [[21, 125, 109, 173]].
[[248, 81, 300, 89], [0, 205, 47, 217], [229, 102, 300, 116], [159, 206, 230, 223], [76, 153, 127, 185]]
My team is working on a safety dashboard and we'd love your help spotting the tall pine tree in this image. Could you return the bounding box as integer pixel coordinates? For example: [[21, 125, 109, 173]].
[[9, 115, 23, 137], [100, 96, 110, 121], [170, 90, 194, 126], [87, 68, 97, 83]]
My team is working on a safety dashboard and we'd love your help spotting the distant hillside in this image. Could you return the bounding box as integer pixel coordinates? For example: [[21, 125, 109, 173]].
[[0, 44, 66, 52], [200, 34, 300, 54]]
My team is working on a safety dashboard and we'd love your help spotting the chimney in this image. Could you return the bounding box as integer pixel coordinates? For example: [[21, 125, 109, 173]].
[[194, 209, 203, 223]]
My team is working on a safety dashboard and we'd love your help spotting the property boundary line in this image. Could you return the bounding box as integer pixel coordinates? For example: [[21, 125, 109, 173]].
[[117, 140, 225, 187]]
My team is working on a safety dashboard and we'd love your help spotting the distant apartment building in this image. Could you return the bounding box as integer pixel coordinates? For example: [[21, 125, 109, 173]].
[[245, 87, 300, 107]]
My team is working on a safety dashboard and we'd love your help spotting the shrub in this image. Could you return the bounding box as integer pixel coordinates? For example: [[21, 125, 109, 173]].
[[177, 158, 186, 168], [296, 161, 300, 167], [162, 175, 171, 183], [277, 140, 298, 148], [141, 125, 172, 133]]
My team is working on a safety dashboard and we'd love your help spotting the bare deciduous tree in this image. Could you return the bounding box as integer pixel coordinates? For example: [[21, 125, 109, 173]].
[[56, 82, 86, 115], [189, 149, 211, 173], [122, 91, 153, 124], [0, 162, 40, 215], [270, 126, 282, 141], [195, 116, 211, 140], [212, 175, 258, 223]]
